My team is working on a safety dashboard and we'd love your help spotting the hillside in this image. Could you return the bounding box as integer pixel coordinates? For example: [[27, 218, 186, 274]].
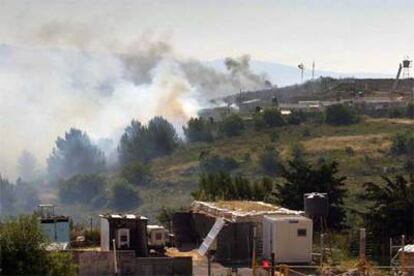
[[133, 117, 413, 222]]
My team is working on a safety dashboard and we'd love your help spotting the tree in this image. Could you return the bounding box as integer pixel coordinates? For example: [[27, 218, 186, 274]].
[[58, 174, 106, 205], [118, 117, 179, 165], [219, 114, 244, 137], [275, 159, 346, 227], [109, 179, 141, 211], [325, 104, 359, 126], [0, 175, 15, 214], [183, 117, 214, 143], [47, 128, 106, 181], [14, 178, 40, 213], [0, 215, 77, 275], [17, 150, 37, 180], [260, 146, 281, 176], [362, 176, 414, 242]]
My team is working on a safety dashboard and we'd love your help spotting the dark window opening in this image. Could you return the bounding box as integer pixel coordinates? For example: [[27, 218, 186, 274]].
[[297, 229, 307, 237]]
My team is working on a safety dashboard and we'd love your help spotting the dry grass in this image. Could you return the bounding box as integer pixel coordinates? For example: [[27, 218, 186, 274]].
[[165, 248, 204, 262], [213, 200, 278, 212], [367, 118, 414, 125], [303, 134, 391, 155]]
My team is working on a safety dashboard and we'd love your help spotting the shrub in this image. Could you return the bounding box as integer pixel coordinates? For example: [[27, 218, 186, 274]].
[[219, 114, 244, 137], [120, 160, 151, 186], [325, 104, 359, 125], [0, 215, 77, 275], [286, 110, 306, 125], [260, 146, 281, 176], [253, 113, 266, 130], [183, 117, 214, 142], [59, 174, 106, 205], [262, 108, 285, 127], [391, 132, 414, 155], [109, 178, 141, 211], [200, 154, 239, 173]]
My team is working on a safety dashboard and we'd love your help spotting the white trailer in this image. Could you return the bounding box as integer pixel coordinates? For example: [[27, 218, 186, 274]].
[[262, 215, 313, 263]]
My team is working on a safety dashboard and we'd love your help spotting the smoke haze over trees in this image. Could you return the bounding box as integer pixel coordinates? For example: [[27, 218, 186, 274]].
[[0, 35, 268, 179], [47, 128, 105, 181]]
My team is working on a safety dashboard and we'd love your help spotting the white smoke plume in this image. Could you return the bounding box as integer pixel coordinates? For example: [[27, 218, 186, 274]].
[[0, 27, 268, 179]]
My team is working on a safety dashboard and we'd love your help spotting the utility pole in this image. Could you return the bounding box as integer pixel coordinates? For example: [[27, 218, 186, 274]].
[[312, 61, 315, 80]]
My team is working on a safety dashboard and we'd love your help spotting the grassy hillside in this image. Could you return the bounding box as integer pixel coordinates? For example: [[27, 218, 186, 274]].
[[135, 117, 413, 222]]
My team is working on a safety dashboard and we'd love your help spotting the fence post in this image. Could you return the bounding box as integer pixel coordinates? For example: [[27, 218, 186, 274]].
[[401, 235, 406, 274], [359, 228, 367, 275]]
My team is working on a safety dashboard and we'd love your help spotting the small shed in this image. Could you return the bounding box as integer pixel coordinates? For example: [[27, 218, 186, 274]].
[[190, 200, 304, 264], [100, 214, 148, 257], [38, 204, 70, 248], [262, 215, 313, 263]]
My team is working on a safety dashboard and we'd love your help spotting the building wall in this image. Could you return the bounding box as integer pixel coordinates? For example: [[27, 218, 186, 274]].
[[72, 251, 192, 276]]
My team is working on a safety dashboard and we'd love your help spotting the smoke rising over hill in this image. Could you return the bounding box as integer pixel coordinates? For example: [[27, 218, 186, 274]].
[[0, 28, 268, 179]]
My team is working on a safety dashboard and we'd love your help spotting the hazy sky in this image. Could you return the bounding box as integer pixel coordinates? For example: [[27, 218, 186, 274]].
[[1, 0, 414, 74]]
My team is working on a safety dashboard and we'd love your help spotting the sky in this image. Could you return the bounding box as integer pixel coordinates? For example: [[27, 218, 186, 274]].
[[1, 0, 414, 74]]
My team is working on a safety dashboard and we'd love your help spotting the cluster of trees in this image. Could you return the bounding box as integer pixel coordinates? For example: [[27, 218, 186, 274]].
[[43, 116, 178, 212], [58, 174, 140, 211], [118, 117, 179, 165], [0, 176, 39, 215], [193, 156, 347, 228], [0, 215, 77, 275]]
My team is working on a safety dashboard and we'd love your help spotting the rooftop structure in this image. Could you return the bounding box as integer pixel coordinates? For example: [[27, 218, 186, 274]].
[[191, 200, 303, 223]]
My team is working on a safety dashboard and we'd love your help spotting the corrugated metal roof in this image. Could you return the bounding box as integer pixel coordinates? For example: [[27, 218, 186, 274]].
[[99, 214, 148, 220], [400, 244, 414, 253]]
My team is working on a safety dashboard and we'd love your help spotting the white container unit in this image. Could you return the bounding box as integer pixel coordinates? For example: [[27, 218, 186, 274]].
[[262, 215, 313, 263]]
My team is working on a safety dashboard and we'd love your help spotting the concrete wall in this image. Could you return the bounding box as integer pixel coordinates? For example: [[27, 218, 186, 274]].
[[72, 251, 192, 276]]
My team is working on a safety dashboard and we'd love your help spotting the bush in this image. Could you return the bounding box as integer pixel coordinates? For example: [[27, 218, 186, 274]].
[[109, 179, 141, 211], [262, 108, 285, 127], [120, 160, 151, 186], [183, 117, 214, 143], [260, 147, 281, 176], [219, 114, 244, 137], [391, 132, 414, 155], [200, 154, 239, 173], [192, 172, 274, 201], [59, 174, 106, 205], [325, 104, 359, 125], [286, 110, 306, 125], [0, 215, 77, 275], [253, 113, 266, 130]]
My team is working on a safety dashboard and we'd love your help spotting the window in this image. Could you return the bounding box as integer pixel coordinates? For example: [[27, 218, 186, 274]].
[[120, 235, 128, 242], [297, 229, 307, 237], [155, 232, 162, 240]]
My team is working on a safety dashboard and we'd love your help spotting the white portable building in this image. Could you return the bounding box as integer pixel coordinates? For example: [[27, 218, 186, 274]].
[[262, 215, 313, 263]]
